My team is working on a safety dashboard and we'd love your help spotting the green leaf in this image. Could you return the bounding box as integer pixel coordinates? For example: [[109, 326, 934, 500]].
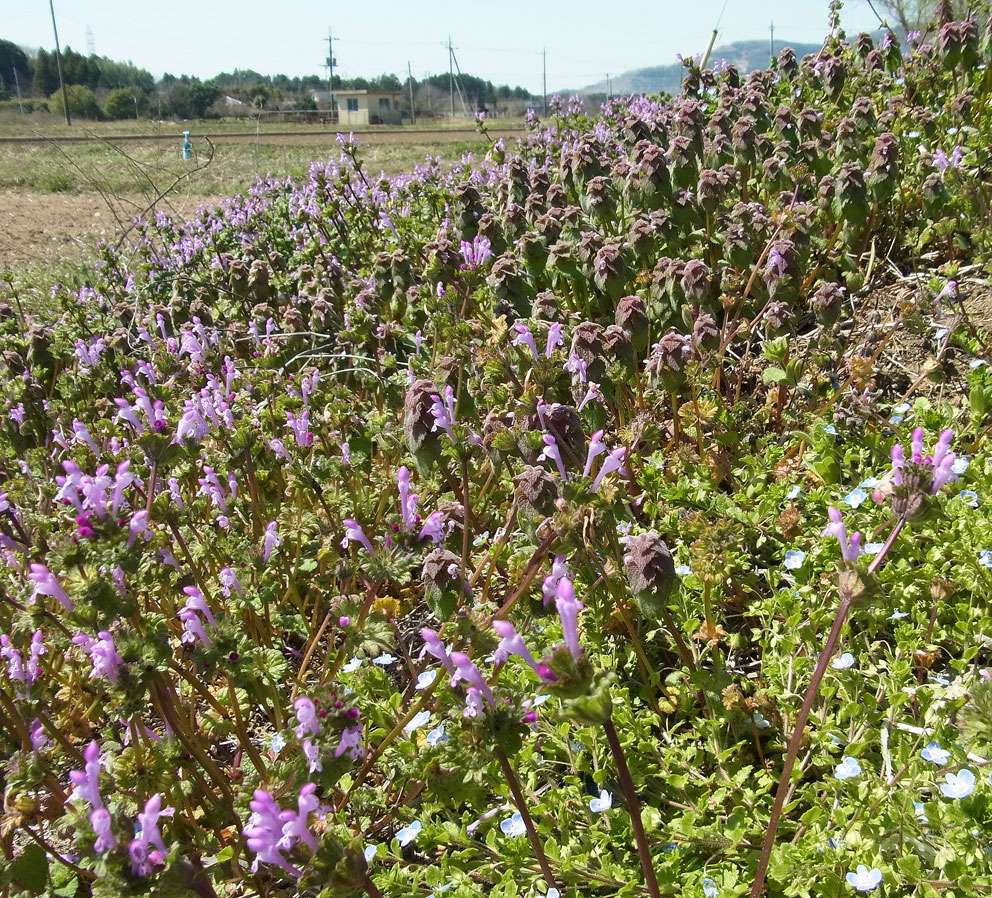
[[216, 845, 234, 863], [761, 366, 789, 386], [9, 843, 48, 892]]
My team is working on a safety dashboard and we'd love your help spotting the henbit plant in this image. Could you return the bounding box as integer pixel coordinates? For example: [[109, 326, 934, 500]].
[[3, 3, 992, 897]]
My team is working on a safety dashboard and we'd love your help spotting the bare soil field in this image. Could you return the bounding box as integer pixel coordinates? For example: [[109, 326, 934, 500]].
[[0, 123, 520, 273], [0, 189, 225, 270]]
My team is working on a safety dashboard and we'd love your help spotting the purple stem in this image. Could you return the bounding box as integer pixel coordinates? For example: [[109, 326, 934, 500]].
[[749, 517, 905, 897], [603, 717, 663, 898]]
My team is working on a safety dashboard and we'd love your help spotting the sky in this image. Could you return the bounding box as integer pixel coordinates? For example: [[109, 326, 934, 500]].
[[7, 1, 884, 94]]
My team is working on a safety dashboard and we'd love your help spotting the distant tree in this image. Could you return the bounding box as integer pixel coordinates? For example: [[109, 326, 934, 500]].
[[164, 80, 220, 118], [871, 0, 974, 32], [248, 82, 272, 109], [49, 84, 102, 119], [33, 49, 57, 97], [0, 40, 31, 97], [104, 86, 148, 119], [292, 93, 317, 111]]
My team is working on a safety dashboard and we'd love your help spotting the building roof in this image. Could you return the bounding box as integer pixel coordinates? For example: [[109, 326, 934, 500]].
[[325, 89, 404, 97]]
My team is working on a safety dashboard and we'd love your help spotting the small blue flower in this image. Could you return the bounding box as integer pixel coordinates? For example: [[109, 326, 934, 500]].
[[859, 477, 880, 489], [980, 550, 992, 569], [569, 741, 587, 752], [589, 790, 613, 813], [889, 609, 909, 620], [940, 768, 976, 799], [835, 756, 862, 780], [846, 865, 882, 892], [547, 890, 561, 898], [426, 724, 448, 747], [844, 488, 868, 508], [675, 564, 692, 576], [342, 657, 363, 673], [914, 801, 929, 824], [787, 485, 803, 500], [373, 653, 398, 666], [921, 741, 950, 765], [784, 550, 806, 570], [969, 359, 988, 369], [532, 693, 551, 706], [364, 844, 379, 863], [960, 490, 979, 507], [832, 653, 856, 670], [952, 456, 970, 475], [500, 811, 526, 837], [703, 878, 719, 898], [889, 415, 904, 425], [415, 670, 437, 690], [396, 819, 422, 846], [270, 733, 287, 753], [403, 710, 431, 733], [934, 327, 949, 343], [428, 884, 454, 897], [893, 403, 911, 415], [753, 711, 771, 730], [823, 424, 837, 435], [864, 542, 885, 556]]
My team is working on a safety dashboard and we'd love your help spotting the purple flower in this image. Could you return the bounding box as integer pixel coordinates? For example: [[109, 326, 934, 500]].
[[398, 466, 419, 530], [420, 628, 455, 675], [577, 382, 602, 412], [590, 447, 627, 492], [583, 430, 607, 478], [302, 738, 322, 773], [512, 324, 539, 359], [244, 790, 302, 876], [555, 575, 584, 660], [821, 507, 862, 562], [136, 793, 172, 857], [542, 555, 570, 606], [74, 631, 124, 684], [263, 521, 283, 562], [545, 323, 564, 358], [91, 808, 117, 853], [28, 564, 74, 612], [418, 510, 447, 543], [449, 651, 496, 709], [68, 741, 104, 809], [341, 519, 375, 557], [0, 635, 24, 682], [294, 697, 321, 739], [334, 724, 365, 760], [492, 620, 541, 674], [430, 392, 457, 442], [219, 567, 242, 597], [539, 435, 567, 480]]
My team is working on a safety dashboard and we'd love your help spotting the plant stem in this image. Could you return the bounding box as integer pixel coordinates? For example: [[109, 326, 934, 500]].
[[362, 873, 386, 898], [602, 716, 662, 898], [749, 518, 905, 896], [494, 746, 559, 890]]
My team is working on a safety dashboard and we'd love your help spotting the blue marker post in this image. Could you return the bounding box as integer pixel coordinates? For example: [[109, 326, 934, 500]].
[[181, 131, 192, 160]]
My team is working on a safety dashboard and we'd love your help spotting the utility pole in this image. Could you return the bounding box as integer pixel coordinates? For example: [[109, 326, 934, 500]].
[[448, 36, 454, 118], [700, 28, 719, 69], [769, 21, 775, 58], [326, 29, 338, 121], [425, 72, 431, 115], [48, 0, 71, 126], [542, 47, 547, 117], [606, 73, 612, 100], [12, 66, 24, 115], [408, 61, 415, 125]]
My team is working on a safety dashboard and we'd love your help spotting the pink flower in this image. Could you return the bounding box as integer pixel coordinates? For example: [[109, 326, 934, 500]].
[[341, 519, 375, 557], [821, 507, 862, 562], [28, 564, 74, 612], [263, 521, 282, 562], [555, 575, 584, 660], [590, 447, 626, 491]]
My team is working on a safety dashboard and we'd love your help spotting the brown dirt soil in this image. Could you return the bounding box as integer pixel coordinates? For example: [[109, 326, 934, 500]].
[[841, 275, 992, 405], [0, 189, 226, 270]]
